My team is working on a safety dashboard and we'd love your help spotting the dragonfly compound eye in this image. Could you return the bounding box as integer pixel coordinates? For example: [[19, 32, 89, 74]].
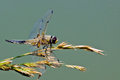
[[52, 36, 58, 44]]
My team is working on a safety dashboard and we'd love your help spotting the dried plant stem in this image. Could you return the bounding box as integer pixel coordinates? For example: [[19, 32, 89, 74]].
[[0, 42, 104, 79]]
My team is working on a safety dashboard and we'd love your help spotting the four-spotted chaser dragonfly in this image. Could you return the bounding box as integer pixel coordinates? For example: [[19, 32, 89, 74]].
[[6, 10, 59, 74], [5, 10, 58, 50]]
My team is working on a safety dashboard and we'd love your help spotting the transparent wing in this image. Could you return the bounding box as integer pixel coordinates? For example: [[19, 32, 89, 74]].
[[46, 51, 61, 68], [28, 9, 54, 74], [31, 49, 60, 66], [40, 9, 53, 36], [31, 49, 47, 74], [47, 52, 59, 62], [29, 19, 43, 39], [29, 9, 53, 39]]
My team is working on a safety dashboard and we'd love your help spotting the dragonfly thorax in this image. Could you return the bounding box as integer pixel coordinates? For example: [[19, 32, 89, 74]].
[[37, 35, 58, 45]]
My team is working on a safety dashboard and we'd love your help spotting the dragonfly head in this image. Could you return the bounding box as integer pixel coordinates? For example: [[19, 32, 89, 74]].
[[51, 36, 58, 44]]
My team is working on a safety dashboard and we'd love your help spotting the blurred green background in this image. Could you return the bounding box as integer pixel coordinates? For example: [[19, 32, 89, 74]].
[[0, 0, 120, 80]]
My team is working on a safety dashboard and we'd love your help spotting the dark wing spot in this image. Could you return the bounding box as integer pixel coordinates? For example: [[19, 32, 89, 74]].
[[51, 10, 53, 14]]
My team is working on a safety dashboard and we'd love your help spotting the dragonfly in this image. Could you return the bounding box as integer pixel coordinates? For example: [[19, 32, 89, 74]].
[[5, 9, 58, 50], [6, 10, 60, 75]]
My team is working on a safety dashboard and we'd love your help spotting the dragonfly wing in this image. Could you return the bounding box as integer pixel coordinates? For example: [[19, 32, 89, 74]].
[[46, 51, 61, 68], [40, 9, 53, 37], [29, 9, 53, 39], [30, 47, 47, 74], [28, 9, 54, 73], [29, 19, 43, 39]]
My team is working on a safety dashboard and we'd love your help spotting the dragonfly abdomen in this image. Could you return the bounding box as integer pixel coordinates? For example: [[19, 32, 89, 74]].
[[5, 40, 26, 44]]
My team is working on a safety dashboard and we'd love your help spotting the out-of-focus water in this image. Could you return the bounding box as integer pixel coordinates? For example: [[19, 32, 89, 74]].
[[0, 0, 120, 80]]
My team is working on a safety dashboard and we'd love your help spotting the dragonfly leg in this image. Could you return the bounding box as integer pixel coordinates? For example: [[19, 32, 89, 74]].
[[49, 43, 53, 53], [37, 40, 41, 48], [43, 45, 49, 60], [52, 51, 60, 62], [43, 45, 48, 53]]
